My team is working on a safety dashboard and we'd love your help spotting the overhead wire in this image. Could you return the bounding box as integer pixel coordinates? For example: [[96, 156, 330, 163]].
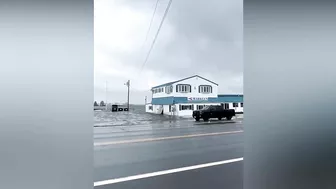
[[142, 0, 160, 46], [139, 0, 173, 74]]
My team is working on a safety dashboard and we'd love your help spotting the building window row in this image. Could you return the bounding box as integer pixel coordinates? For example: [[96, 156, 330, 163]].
[[179, 104, 194, 110], [233, 103, 243, 108], [154, 84, 214, 94], [153, 87, 164, 94], [176, 84, 212, 94], [149, 103, 243, 113], [177, 103, 243, 111]]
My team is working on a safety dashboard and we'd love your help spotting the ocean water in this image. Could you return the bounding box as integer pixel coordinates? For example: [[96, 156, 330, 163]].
[[94, 105, 190, 127]]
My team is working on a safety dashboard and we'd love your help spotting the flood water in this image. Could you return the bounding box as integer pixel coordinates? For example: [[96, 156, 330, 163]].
[[94, 105, 191, 127]]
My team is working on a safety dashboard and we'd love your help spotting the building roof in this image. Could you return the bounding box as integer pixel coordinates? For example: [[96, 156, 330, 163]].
[[151, 75, 218, 90]]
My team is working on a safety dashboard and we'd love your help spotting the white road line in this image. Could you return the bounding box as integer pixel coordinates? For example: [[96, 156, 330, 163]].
[[94, 157, 244, 187], [94, 125, 199, 134], [94, 130, 243, 146], [94, 121, 241, 133]]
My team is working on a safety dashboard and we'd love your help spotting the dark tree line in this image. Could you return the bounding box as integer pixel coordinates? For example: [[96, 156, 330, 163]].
[[93, 101, 106, 106]]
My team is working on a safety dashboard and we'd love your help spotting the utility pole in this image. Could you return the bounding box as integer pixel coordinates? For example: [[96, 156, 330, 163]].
[[125, 80, 130, 111]]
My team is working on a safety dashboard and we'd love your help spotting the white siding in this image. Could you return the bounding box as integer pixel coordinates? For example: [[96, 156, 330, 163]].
[[172, 76, 218, 98], [146, 102, 244, 117], [145, 104, 175, 115], [232, 102, 244, 113], [175, 103, 220, 117], [151, 76, 218, 99], [145, 104, 153, 112], [151, 86, 170, 98]]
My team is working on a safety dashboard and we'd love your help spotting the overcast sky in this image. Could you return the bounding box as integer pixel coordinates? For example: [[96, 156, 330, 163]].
[[94, 0, 243, 104]]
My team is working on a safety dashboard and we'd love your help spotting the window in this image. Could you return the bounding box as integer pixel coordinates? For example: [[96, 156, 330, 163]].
[[223, 103, 229, 109], [240, 103, 243, 107], [149, 106, 153, 110], [199, 85, 212, 93], [165, 85, 173, 94], [197, 105, 204, 110], [153, 87, 165, 94], [233, 103, 238, 107], [176, 84, 191, 93], [179, 104, 193, 110], [197, 105, 209, 110]]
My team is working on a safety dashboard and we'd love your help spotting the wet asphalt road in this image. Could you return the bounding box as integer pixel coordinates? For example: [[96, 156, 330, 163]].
[[94, 119, 243, 189]]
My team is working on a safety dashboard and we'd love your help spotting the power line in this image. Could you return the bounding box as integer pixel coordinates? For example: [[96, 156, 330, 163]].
[[139, 0, 172, 74], [142, 0, 160, 46]]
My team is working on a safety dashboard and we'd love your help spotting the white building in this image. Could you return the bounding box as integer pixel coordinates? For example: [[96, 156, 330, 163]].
[[145, 75, 243, 117]]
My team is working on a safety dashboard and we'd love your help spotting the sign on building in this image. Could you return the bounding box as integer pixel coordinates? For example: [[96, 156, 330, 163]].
[[187, 97, 208, 101]]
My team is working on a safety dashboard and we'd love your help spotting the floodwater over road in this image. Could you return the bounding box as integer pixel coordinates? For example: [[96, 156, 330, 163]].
[[94, 105, 243, 127], [94, 105, 244, 189], [94, 105, 189, 127]]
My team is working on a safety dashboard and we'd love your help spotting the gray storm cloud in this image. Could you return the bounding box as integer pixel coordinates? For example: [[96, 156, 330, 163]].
[[119, 0, 242, 75], [95, 0, 243, 103]]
